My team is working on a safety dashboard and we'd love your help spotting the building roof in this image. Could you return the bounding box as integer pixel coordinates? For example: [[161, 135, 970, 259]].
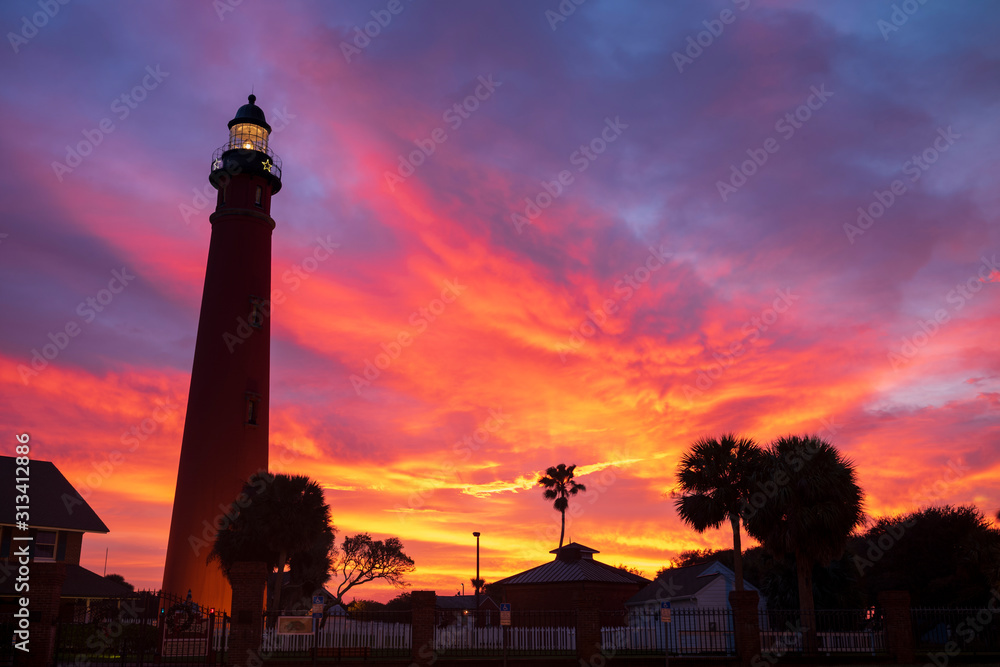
[[494, 543, 650, 586], [0, 563, 130, 598], [62, 564, 134, 598], [436, 594, 498, 611], [0, 457, 109, 532], [626, 560, 759, 606]]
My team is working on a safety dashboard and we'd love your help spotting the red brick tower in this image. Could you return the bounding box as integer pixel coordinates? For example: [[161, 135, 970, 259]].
[[161, 95, 282, 612]]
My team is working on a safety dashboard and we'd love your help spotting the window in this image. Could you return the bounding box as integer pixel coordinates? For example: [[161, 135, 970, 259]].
[[35, 530, 57, 560], [221, 186, 227, 204], [246, 394, 260, 426], [249, 297, 265, 328], [254, 186, 262, 206]]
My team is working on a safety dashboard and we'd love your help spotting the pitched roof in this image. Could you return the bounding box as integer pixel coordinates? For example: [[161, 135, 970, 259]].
[[626, 560, 759, 606], [0, 563, 131, 598], [0, 457, 108, 532], [494, 543, 650, 586], [436, 594, 498, 611]]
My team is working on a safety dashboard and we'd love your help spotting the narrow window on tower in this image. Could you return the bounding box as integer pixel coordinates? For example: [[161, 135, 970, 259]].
[[254, 185, 262, 207], [245, 393, 260, 426], [248, 297, 265, 328], [221, 186, 227, 204]]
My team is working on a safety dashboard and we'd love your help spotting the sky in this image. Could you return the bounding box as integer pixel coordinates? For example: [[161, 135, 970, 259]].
[[1, 0, 999, 603]]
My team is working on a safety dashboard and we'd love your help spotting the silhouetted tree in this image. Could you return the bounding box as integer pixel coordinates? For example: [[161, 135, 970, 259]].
[[104, 573, 135, 592], [853, 505, 1000, 607], [328, 533, 415, 608], [538, 463, 587, 548], [674, 433, 766, 591], [745, 435, 863, 650], [208, 472, 335, 613]]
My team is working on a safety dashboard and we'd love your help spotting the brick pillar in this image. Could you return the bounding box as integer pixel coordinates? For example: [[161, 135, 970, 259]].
[[226, 561, 267, 667], [410, 590, 436, 666], [878, 590, 914, 664], [575, 593, 602, 663], [729, 590, 761, 667], [21, 560, 67, 667]]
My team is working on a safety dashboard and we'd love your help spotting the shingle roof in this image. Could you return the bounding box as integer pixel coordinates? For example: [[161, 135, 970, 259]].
[[0, 457, 108, 532], [626, 560, 759, 606], [494, 543, 650, 586]]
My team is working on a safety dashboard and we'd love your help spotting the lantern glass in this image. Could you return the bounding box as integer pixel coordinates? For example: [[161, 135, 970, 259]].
[[229, 123, 269, 152]]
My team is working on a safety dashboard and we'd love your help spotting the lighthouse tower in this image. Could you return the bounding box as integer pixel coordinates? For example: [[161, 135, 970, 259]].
[[161, 95, 281, 612]]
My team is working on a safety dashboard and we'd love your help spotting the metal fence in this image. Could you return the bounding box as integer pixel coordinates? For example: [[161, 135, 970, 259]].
[[912, 607, 1000, 657], [601, 607, 735, 656], [54, 591, 229, 667], [261, 609, 411, 659], [432, 609, 576, 657], [759, 608, 886, 656]]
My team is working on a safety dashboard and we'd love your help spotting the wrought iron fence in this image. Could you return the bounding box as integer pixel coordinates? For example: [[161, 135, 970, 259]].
[[261, 609, 411, 659], [759, 608, 886, 656], [432, 609, 576, 657], [54, 591, 228, 667], [911, 607, 1000, 657], [601, 606, 735, 656]]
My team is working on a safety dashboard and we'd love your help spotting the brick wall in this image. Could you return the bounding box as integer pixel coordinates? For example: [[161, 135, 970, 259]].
[[226, 561, 267, 667]]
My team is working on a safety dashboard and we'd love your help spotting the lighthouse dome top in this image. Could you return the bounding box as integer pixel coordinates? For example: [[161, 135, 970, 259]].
[[228, 94, 271, 133]]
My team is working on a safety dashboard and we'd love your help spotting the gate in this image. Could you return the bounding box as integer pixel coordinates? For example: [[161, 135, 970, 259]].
[[54, 591, 229, 667]]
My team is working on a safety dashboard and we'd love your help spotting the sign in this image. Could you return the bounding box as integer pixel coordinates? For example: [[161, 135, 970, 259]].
[[312, 603, 325, 614], [313, 595, 325, 605], [276, 616, 314, 635], [660, 601, 671, 623], [500, 603, 511, 626]]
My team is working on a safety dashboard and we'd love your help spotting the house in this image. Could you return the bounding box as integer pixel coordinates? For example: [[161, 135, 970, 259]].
[[0, 456, 131, 621], [435, 594, 500, 626], [492, 542, 649, 613], [611, 560, 766, 655], [626, 560, 766, 611]]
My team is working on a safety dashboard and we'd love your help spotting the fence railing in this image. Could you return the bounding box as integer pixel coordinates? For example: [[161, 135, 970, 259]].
[[601, 607, 735, 655], [432, 609, 576, 656], [261, 610, 411, 658], [759, 608, 886, 655], [54, 590, 229, 667], [911, 607, 1000, 657]]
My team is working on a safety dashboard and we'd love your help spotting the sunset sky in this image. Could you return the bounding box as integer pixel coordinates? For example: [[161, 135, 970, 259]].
[[2, 1, 999, 603]]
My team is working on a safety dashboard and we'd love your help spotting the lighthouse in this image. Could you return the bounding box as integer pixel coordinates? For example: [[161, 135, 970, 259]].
[[161, 95, 281, 612]]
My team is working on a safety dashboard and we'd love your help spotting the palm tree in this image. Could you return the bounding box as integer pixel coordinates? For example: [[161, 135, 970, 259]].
[[673, 433, 765, 591], [208, 473, 335, 614], [744, 435, 863, 651], [538, 463, 587, 548]]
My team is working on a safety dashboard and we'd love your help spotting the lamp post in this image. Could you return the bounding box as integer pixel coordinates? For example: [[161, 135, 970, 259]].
[[472, 531, 481, 620]]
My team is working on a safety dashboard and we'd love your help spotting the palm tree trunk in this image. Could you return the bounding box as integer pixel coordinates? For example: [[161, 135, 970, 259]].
[[559, 509, 566, 548], [729, 513, 744, 591], [272, 549, 288, 617], [795, 550, 817, 653]]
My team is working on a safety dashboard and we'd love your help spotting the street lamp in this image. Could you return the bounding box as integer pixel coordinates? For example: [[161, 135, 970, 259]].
[[472, 531, 481, 620]]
